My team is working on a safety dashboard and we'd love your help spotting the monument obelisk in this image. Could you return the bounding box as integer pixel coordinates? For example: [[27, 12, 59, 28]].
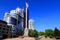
[[23, 2, 29, 36]]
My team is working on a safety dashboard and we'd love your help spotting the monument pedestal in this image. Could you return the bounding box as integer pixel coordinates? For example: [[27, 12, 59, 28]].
[[23, 27, 28, 37]]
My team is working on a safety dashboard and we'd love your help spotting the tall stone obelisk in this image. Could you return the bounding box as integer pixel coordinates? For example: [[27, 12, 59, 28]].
[[23, 2, 29, 36]]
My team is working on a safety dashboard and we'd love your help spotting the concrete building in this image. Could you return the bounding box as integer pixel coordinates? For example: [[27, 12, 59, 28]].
[[4, 8, 25, 36], [0, 20, 12, 38], [29, 19, 34, 30]]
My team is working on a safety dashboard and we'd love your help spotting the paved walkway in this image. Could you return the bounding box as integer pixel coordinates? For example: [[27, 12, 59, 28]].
[[4, 37, 35, 40], [3, 36, 56, 40], [37, 37, 56, 40]]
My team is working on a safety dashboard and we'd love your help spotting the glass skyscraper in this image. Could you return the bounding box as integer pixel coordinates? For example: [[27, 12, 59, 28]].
[[4, 8, 24, 33]]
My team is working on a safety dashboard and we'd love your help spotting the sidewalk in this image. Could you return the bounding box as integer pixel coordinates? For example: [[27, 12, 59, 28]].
[[4, 37, 35, 40]]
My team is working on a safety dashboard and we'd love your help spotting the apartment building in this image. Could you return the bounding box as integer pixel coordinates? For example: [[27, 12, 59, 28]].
[[0, 20, 12, 38]]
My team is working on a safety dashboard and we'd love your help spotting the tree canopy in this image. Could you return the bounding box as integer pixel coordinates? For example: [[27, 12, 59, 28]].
[[45, 29, 54, 38], [28, 30, 38, 37]]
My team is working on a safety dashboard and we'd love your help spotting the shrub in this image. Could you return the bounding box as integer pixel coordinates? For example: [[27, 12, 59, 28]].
[[29, 30, 38, 37], [45, 29, 54, 38], [38, 32, 45, 36]]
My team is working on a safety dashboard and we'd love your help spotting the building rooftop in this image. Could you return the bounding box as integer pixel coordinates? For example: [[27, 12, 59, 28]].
[[0, 20, 7, 24]]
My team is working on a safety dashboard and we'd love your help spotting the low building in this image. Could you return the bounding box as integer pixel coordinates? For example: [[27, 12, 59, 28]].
[[0, 20, 12, 38]]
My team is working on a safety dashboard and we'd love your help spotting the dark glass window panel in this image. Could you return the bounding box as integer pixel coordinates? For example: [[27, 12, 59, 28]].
[[9, 17, 17, 25]]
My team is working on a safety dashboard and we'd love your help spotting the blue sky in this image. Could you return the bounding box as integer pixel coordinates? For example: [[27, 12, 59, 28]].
[[0, 0, 60, 32]]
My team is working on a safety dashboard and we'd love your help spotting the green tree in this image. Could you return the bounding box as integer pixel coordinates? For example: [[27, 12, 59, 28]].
[[29, 30, 38, 37], [54, 27, 60, 38], [45, 29, 54, 38], [38, 32, 45, 36]]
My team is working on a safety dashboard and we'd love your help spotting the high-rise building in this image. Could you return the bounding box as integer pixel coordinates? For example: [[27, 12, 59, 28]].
[[29, 19, 34, 30], [4, 8, 24, 35]]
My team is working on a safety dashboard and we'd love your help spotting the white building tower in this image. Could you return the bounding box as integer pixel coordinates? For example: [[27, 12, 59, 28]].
[[4, 12, 9, 22], [4, 8, 24, 35], [29, 19, 34, 30]]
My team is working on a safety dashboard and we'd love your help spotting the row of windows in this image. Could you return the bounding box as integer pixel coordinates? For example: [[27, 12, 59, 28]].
[[0, 25, 10, 29], [0, 30, 9, 34], [0, 27, 9, 31], [0, 28, 10, 31], [0, 23, 11, 35]]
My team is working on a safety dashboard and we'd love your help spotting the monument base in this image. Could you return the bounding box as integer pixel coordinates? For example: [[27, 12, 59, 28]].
[[23, 28, 29, 37]]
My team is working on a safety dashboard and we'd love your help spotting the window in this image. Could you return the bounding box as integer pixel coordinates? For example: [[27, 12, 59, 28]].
[[7, 26, 9, 28], [4, 25, 6, 27], [0, 24, 2, 26], [6, 29, 9, 31], [9, 17, 17, 25], [0, 27, 1, 29], [0, 30, 1, 32], [2, 31, 5, 33], [6, 32, 8, 34], [3, 28, 5, 30]]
